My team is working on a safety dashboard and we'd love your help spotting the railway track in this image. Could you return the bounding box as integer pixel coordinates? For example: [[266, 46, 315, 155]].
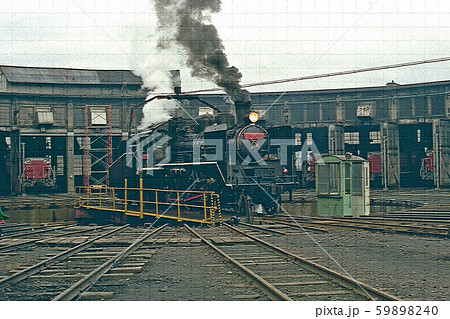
[[186, 224, 398, 301], [0, 224, 167, 300], [0, 222, 76, 239], [0, 223, 114, 253], [262, 216, 450, 238], [383, 211, 450, 221]]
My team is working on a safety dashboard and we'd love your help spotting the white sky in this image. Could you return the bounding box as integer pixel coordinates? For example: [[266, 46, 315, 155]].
[[0, 0, 449, 92]]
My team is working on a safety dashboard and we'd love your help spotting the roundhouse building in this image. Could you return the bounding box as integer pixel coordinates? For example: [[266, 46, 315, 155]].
[[0, 65, 147, 195], [1, 64, 450, 195]]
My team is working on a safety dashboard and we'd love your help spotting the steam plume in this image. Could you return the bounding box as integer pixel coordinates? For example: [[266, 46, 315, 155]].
[[135, 67, 181, 129], [153, 0, 250, 102], [138, 98, 179, 130]]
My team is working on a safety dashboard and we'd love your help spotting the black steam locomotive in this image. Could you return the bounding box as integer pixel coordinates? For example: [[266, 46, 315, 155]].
[[128, 94, 298, 219]]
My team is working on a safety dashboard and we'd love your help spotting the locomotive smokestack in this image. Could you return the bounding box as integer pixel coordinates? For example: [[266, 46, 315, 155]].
[[234, 100, 252, 125], [170, 70, 181, 95]]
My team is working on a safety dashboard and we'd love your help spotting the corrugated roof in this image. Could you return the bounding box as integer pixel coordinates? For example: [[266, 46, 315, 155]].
[[96, 70, 142, 85], [0, 66, 142, 85]]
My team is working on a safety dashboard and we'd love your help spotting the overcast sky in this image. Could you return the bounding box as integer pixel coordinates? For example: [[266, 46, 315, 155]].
[[0, 0, 449, 92]]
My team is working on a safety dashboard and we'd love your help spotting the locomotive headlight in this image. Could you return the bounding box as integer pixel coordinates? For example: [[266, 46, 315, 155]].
[[249, 112, 259, 123]]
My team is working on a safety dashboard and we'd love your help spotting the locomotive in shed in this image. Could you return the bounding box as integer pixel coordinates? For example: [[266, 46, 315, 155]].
[[127, 95, 298, 220], [21, 157, 56, 190]]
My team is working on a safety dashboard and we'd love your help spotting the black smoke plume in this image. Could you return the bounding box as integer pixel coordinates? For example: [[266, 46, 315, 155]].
[[153, 0, 250, 102]]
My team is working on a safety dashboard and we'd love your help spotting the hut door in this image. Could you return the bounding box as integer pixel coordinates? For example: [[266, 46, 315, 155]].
[[433, 119, 450, 187], [380, 123, 400, 188]]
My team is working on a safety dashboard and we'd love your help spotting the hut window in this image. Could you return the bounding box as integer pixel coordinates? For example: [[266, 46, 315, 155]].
[[345, 163, 351, 194], [318, 164, 330, 195], [318, 162, 341, 196], [352, 162, 363, 195], [329, 163, 340, 195]]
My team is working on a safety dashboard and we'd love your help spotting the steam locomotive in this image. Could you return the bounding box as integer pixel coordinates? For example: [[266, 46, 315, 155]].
[[128, 95, 298, 219]]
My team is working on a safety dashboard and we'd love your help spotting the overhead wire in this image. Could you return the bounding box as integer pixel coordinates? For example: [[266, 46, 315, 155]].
[[182, 56, 450, 95]]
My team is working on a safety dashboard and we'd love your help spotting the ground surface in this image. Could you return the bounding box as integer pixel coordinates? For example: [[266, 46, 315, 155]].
[[108, 245, 269, 301], [104, 227, 448, 301], [265, 228, 449, 300]]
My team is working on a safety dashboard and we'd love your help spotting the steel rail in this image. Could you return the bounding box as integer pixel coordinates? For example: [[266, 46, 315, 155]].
[[0, 224, 33, 233], [225, 224, 399, 301], [53, 224, 168, 301], [271, 217, 449, 238], [3, 224, 76, 239], [184, 225, 292, 301], [0, 224, 73, 235], [0, 225, 129, 289], [359, 216, 450, 224], [0, 225, 111, 253], [315, 220, 448, 238], [265, 219, 329, 233], [0, 239, 37, 253], [239, 222, 287, 235], [326, 218, 449, 233]]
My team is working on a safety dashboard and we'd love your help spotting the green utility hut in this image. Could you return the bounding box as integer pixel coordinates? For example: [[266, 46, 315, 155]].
[[316, 154, 370, 217]]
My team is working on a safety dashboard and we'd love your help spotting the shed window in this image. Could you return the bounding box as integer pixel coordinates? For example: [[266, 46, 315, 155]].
[[295, 133, 302, 146], [344, 132, 359, 145], [46, 137, 52, 150], [74, 155, 83, 176], [369, 131, 381, 144], [37, 111, 54, 125], [91, 108, 107, 125], [306, 133, 313, 145], [57, 155, 64, 176]]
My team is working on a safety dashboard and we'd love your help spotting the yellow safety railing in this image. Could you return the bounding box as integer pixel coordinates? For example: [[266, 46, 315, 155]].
[[74, 179, 221, 226]]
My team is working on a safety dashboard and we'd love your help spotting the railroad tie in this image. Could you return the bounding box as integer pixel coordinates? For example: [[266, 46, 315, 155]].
[[79, 292, 114, 301], [288, 290, 353, 297], [272, 281, 329, 287]]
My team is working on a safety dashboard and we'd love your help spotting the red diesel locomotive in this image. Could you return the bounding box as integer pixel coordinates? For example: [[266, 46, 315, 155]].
[[22, 157, 56, 188]]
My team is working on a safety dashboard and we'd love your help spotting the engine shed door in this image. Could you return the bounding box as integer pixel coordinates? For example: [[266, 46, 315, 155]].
[[433, 119, 450, 188], [380, 122, 400, 188]]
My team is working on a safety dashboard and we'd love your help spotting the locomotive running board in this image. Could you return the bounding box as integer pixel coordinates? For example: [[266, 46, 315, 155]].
[[143, 161, 228, 185]]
